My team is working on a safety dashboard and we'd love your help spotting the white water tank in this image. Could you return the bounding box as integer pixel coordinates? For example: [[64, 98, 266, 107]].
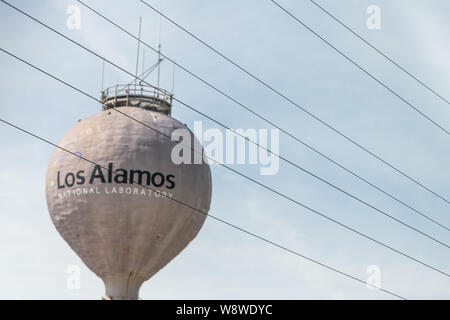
[[46, 86, 212, 299]]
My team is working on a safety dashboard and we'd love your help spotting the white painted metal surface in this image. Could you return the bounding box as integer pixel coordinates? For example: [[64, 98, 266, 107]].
[[46, 107, 212, 299]]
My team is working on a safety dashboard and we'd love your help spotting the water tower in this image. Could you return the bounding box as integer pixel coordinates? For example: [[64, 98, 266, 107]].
[[46, 29, 212, 299]]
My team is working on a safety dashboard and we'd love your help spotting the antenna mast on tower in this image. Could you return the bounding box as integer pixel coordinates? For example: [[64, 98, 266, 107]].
[[101, 58, 105, 91], [134, 16, 142, 91], [100, 8, 173, 116], [156, 0, 162, 88]]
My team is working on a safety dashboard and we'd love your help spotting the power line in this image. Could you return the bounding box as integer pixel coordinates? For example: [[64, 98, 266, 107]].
[[1, 46, 449, 280], [54, 0, 450, 233], [0, 120, 405, 301], [268, 0, 449, 134], [308, 0, 450, 106], [3, 1, 449, 249], [135, 0, 450, 207]]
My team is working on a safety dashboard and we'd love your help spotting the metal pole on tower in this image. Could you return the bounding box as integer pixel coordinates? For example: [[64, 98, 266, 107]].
[[101, 58, 105, 91], [171, 63, 175, 95], [142, 48, 145, 79], [157, 0, 162, 89], [135, 16, 142, 92]]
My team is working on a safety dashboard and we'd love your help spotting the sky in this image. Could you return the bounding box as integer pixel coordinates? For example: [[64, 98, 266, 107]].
[[0, 0, 449, 299]]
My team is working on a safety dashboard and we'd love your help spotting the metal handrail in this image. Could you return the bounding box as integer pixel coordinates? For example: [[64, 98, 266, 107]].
[[102, 83, 173, 104]]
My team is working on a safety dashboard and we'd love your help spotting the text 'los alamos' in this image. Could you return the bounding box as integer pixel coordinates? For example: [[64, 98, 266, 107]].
[[55, 162, 175, 189]]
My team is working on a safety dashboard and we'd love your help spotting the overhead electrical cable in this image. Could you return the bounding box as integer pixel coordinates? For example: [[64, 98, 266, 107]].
[[308, 0, 450, 106], [3, 1, 449, 249], [39, 0, 448, 233], [1, 46, 449, 280], [0, 119, 406, 301], [132, 0, 450, 207], [268, 0, 449, 134]]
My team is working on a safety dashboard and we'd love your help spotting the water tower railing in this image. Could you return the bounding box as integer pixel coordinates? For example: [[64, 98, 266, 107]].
[[103, 84, 173, 105], [100, 84, 173, 115]]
